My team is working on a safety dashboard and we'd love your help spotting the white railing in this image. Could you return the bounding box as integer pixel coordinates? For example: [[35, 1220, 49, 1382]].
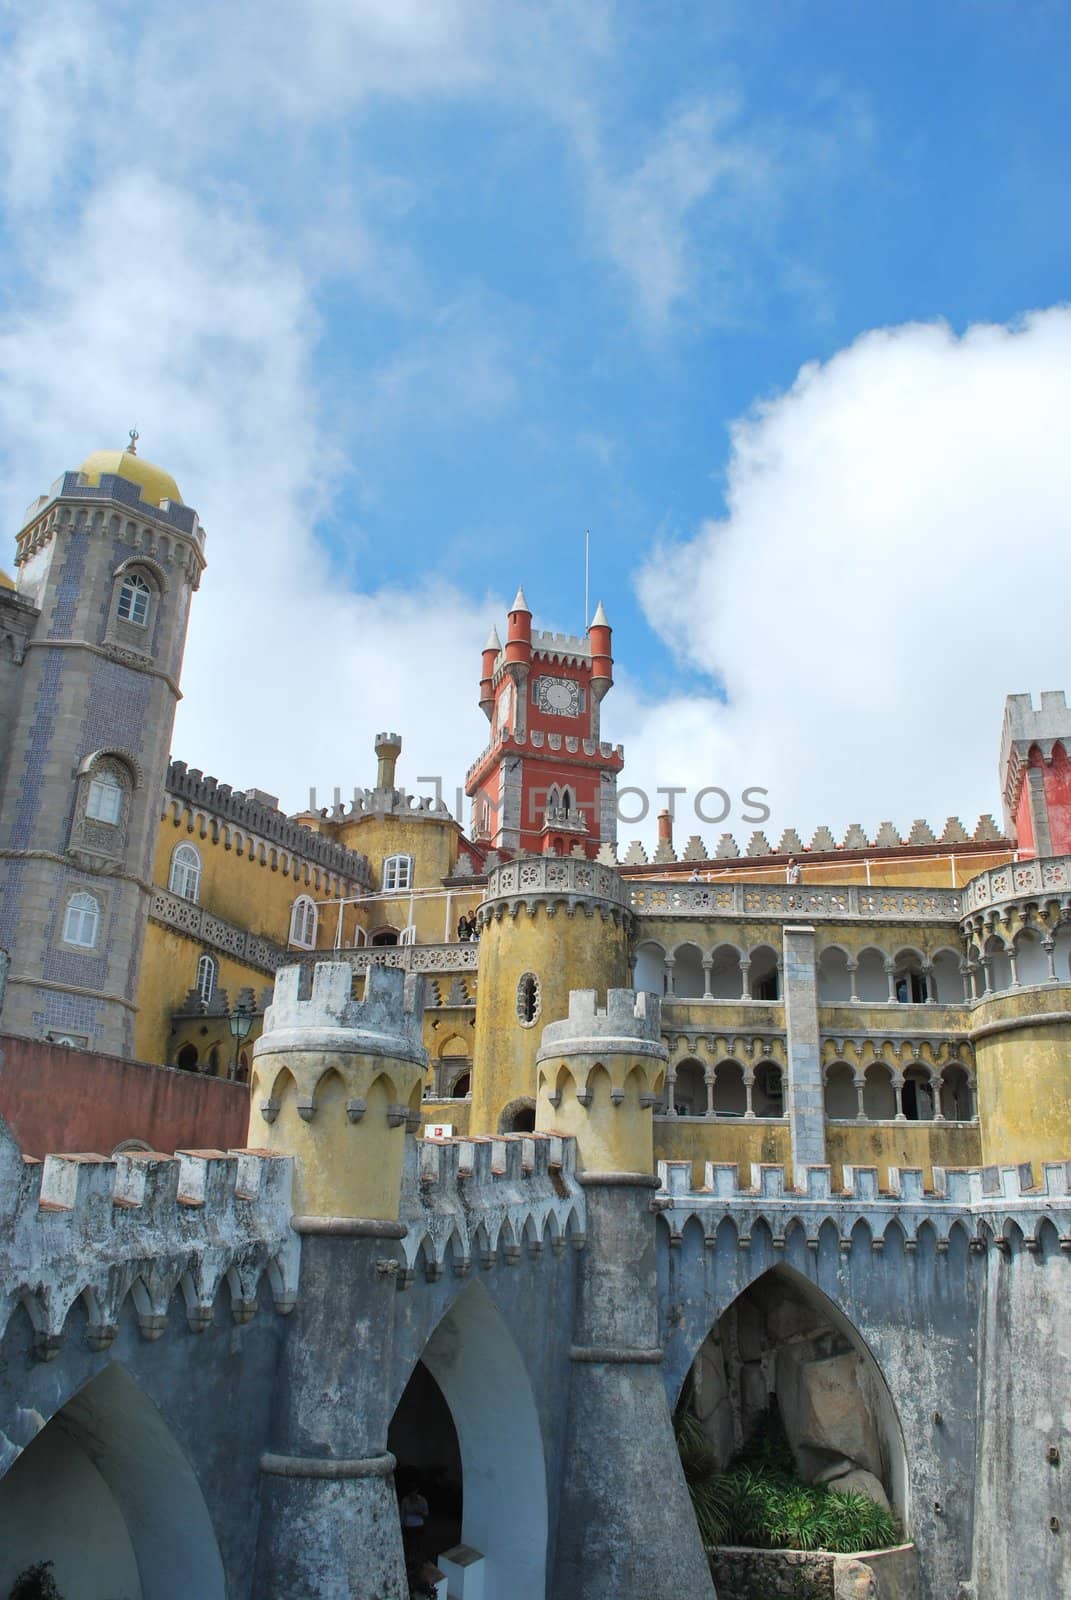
[[629, 882, 962, 921], [960, 856, 1071, 915]]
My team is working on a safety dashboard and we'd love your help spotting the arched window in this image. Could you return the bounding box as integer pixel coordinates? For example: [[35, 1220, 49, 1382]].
[[196, 953, 217, 1004], [86, 766, 124, 824], [516, 972, 541, 1026], [169, 842, 201, 902], [383, 854, 413, 892], [117, 572, 152, 626], [63, 890, 101, 948], [289, 894, 317, 948]]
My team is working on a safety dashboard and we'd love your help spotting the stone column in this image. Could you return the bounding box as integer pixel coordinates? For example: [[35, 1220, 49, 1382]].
[[704, 1063, 716, 1118], [249, 962, 428, 1599], [847, 957, 859, 1003], [783, 925, 826, 1173], [536, 990, 715, 1600]]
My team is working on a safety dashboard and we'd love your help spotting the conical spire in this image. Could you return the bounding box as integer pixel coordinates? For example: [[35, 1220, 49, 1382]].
[[510, 585, 531, 614], [590, 599, 609, 627], [484, 623, 502, 651]]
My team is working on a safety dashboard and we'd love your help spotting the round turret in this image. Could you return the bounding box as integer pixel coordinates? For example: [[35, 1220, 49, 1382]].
[[536, 987, 667, 1175], [469, 855, 632, 1134], [251, 962, 427, 1223], [588, 599, 613, 703], [504, 584, 533, 669]]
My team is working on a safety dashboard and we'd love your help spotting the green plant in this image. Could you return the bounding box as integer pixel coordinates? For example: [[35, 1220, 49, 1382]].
[[674, 1402, 902, 1555], [8, 1563, 64, 1600]]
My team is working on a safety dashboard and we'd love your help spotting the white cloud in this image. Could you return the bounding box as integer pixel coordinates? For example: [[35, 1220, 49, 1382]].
[[0, 168, 496, 817], [584, 99, 773, 327], [633, 310, 1071, 846]]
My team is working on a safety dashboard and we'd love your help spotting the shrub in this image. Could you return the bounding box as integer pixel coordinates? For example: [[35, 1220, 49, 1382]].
[[674, 1403, 902, 1554], [8, 1563, 64, 1600]]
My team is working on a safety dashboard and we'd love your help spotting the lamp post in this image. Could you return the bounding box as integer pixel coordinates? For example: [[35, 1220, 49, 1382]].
[[229, 999, 254, 1080]]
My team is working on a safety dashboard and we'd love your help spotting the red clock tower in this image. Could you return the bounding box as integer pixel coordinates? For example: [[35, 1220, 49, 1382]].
[[465, 588, 624, 858]]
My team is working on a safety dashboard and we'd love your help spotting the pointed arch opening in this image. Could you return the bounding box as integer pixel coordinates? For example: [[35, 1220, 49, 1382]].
[[389, 1280, 548, 1598], [0, 1363, 225, 1598], [679, 1264, 909, 1530]]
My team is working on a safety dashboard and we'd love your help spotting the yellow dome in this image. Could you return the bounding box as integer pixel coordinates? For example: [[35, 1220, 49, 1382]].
[[77, 448, 182, 508], [0, 570, 14, 592]]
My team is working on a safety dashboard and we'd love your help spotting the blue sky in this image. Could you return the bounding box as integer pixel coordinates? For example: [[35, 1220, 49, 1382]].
[[1, 1, 1069, 847]]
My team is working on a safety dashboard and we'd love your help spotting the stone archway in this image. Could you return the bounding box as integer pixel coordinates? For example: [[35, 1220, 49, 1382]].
[[498, 1096, 536, 1132], [392, 1280, 548, 1599], [684, 1264, 909, 1525], [0, 1364, 225, 1599]]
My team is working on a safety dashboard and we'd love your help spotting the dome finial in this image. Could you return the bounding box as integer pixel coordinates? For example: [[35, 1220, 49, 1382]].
[[127, 427, 139, 456]]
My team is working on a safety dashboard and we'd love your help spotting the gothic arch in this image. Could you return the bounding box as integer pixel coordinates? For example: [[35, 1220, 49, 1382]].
[[389, 1279, 548, 1599], [0, 1362, 224, 1598], [668, 1262, 909, 1525]]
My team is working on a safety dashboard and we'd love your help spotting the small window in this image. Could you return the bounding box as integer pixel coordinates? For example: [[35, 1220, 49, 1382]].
[[169, 842, 202, 901], [63, 891, 101, 948], [383, 854, 413, 892], [196, 953, 217, 1003], [86, 768, 123, 824], [289, 895, 318, 948], [516, 972, 541, 1027], [117, 572, 152, 626]]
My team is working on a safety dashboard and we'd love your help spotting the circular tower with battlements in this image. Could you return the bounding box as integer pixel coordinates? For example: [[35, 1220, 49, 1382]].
[[469, 855, 632, 1134]]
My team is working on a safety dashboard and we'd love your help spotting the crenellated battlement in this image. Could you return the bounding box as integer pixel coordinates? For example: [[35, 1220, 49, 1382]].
[[397, 1131, 585, 1284], [655, 1158, 1071, 1250], [258, 961, 427, 1062], [0, 1118, 298, 1360], [538, 986, 666, 1055]]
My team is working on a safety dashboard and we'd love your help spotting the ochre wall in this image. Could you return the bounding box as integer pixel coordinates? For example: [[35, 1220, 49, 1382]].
[[824, 1120, 982, 1191], [154, 811, 328, 942], [654, 1117, 791, 1186], [134, 920, 270, 1067], [470, 904, 629, 1134], [973, 984, 1071, 1170], [0, 1034, 248, 1158]]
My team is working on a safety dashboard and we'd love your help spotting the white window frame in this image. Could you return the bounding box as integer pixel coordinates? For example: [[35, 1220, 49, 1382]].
[[196, 953, 217, 1004], [63, 891, 101, 948], [117, 572, 152, 626], [399, 924, 417, 946], [169, 843, 202, 902], [289, 894, 318, 949], [383, 853, 413, 892], [86, 768, 124, 824]]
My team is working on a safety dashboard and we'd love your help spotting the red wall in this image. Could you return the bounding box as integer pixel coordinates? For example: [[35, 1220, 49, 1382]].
[[0, 1034, 250, 1159]]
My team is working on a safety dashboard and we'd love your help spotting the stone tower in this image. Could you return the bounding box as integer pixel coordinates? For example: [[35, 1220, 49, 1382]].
[[1000, 690, 1071, 858], [466, 588, 624, 858], [535, 986, 715, 1600], [250, 960, 428, 1596], [469, 855, 632, 1134], [0, 442, 204, 1055]]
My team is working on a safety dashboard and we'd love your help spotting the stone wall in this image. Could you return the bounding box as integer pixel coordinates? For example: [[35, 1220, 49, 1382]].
[[709, 1543, 919, 1600]]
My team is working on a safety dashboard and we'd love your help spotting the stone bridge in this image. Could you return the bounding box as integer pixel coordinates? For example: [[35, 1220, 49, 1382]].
[[1, 1107, 1070, 1600]]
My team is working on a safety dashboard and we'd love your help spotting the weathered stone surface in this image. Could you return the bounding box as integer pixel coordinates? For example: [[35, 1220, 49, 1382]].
[[825, 1466, 892, 1514], [708, 1545, 835, 1599], [834, 1544, 918, 1600], [778, 1348, 883, 1480]]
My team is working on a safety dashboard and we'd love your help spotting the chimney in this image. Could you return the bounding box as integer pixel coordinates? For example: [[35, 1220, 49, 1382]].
[[374, 732, 402, 790]]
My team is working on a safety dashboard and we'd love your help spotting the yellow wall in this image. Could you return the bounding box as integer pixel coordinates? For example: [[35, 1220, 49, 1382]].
[[825, 1120, 981, 1192], [249, 1045, 424, 1221], [134, 919, 269, 1067], [470, 903, 630, 1134], [631, 848, 1012, 892], [654, 1118, 791, 1187], [325, 812, 482, 946], [973, 985, 1071, 1172]]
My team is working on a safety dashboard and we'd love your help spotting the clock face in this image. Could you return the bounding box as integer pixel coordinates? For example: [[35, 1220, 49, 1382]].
[[535, 675, 580, 717], [497, 680, 514, 731]]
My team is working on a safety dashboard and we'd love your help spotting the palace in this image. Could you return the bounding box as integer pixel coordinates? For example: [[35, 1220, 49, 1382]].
[[0, 442, 1068, 1600]]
